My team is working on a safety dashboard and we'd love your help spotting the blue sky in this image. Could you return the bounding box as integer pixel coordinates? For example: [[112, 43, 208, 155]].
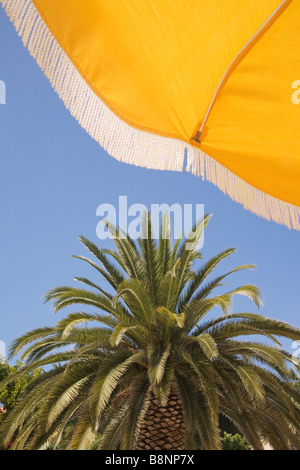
[[0, 9, 299, 361]]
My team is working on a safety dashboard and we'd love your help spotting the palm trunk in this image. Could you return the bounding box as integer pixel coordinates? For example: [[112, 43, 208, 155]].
[[135, 388, 186, 450]]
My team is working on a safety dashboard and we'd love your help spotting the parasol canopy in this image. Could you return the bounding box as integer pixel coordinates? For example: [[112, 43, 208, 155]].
[[2, 0, 300, 229]]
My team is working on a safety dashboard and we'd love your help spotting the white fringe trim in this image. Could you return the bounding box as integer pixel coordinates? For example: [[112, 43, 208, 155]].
[[2, 0, 300, 231]]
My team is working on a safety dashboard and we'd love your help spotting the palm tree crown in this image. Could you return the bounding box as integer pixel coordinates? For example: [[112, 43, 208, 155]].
[[1, 213, 300, 450]]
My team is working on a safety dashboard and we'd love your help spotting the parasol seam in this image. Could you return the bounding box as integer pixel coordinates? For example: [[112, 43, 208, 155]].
[[194, 0, 293, 143]]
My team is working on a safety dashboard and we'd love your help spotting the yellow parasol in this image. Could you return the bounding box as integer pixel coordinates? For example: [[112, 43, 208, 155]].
[[2, 0, 300, 229]]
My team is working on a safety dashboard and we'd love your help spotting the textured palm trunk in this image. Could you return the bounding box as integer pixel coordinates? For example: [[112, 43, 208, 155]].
[[135, 389, 186, 450]]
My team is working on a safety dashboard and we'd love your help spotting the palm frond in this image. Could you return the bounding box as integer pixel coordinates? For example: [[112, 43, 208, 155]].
[[78, 236, 125, 286], [148, 343, 171, 386], [69, 407, 96, 450], [188, 333, 219, 360], [5, 213, 300, 450]]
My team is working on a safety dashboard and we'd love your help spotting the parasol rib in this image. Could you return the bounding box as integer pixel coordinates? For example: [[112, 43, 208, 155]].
[[192, 0, 292, 145]]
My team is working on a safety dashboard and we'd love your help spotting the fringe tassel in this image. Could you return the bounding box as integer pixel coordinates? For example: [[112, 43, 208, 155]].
[[2, 0, 300, 231], [186, 148, 300, 231]]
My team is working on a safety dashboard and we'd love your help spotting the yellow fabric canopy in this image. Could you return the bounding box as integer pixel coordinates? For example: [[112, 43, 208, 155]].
[[2, 0, 300, 229]]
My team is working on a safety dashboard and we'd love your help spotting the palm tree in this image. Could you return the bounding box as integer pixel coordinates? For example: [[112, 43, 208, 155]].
[[1, 213, 300, 450]]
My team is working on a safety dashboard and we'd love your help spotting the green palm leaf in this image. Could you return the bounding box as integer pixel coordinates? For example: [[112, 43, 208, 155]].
[[3, 211, 300, 451]]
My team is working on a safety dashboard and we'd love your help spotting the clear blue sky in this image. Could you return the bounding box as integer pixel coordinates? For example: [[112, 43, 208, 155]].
[[0, 9, 299, 361]]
